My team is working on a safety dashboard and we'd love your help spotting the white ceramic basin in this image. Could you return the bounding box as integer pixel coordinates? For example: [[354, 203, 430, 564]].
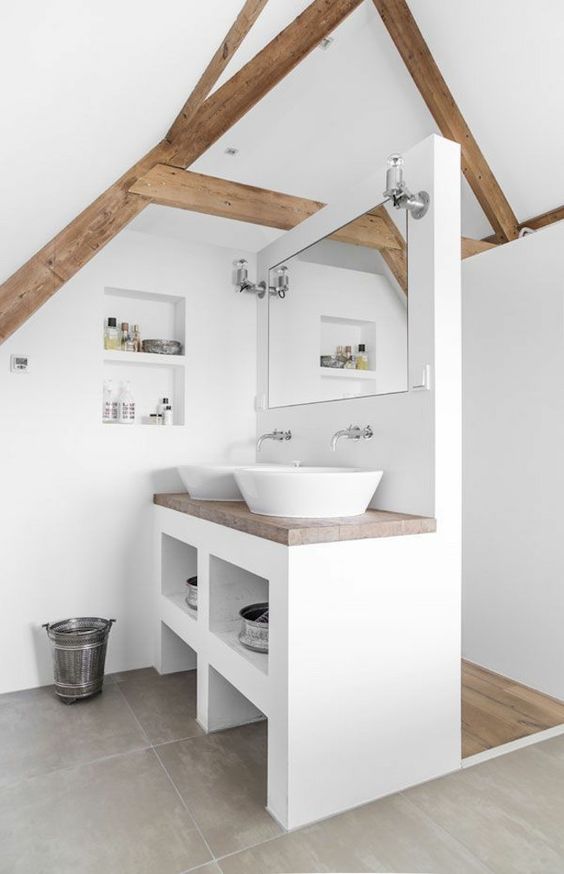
[[177, 463, 291, 501], [178, 465, 245, 501], [234, 466, 383, 518]]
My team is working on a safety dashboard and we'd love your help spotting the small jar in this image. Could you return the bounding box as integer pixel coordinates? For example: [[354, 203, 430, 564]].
[[149, 413, 163, 425], [185, 576, 198, 610]]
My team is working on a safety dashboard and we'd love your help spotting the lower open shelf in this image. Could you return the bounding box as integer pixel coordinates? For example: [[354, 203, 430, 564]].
[[212, 625, 268, 675], [163, 592, 197, 622]]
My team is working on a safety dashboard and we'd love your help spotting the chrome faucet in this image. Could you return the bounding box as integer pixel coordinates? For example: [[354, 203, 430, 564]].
[[330, 424, 373, 452], [256, 429, 292, 452]]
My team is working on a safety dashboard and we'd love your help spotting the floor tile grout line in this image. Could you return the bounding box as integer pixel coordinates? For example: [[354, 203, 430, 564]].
[[152, 732, 208, 749], [152, 744, 217, 864], [112, 679, 287, 869], [398, 791, 499, 874], [113, 683, 218, 865], [114, 682, 153, 746], [0, 742, 153, 794]]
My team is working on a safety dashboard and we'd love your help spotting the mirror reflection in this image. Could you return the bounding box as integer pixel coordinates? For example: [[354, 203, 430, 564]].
[[268, 201, 408, 408]]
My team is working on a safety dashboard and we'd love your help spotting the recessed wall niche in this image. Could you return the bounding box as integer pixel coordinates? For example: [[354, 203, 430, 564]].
[[102, 286, 186, 425]]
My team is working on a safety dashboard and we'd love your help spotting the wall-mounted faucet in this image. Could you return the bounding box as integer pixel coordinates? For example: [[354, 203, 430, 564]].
[[330, 424, 373, 452], [257, 429, 292, 452]]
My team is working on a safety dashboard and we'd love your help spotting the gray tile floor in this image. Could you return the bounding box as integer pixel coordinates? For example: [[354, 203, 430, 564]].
[[1, 668, 564, 873]]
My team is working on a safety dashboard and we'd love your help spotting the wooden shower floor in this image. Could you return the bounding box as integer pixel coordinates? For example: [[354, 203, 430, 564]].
[[462, 660, 564, 757]]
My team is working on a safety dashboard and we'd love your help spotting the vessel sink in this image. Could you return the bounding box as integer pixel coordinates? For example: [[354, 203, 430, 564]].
[[234, 466, 383, 518], [177, 464, 246, 501], [177, 463, 290, 501]]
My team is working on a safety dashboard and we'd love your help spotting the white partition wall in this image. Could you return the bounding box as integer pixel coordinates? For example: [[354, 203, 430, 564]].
[[259, 133, 463, 809], [257, 134, 461, 521], [463, 222, 564, 699]]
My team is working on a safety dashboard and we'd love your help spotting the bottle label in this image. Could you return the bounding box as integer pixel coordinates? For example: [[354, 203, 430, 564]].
[[119, 402, 135, 422]]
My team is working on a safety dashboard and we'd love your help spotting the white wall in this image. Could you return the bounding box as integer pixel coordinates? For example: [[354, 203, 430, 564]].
[[0, 229, 257, 694], [463, 222, 564, 698]]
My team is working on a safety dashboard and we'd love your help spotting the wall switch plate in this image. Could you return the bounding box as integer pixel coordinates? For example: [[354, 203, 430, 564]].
[[254, 393, 267, 411], [10, 354, 29, 373]]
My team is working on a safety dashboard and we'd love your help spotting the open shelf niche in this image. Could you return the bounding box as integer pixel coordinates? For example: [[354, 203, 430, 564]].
[[209, 555, 269, 675], [161, 534, 197, 623], [320, 313, 377, 379], [102, 286, 186, 426]]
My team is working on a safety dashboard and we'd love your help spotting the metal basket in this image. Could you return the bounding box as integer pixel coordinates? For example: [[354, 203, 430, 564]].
[[43, 617, 116, 703]]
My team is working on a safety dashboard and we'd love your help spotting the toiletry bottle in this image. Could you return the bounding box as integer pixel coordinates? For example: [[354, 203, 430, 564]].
[[163, 405, 173, 426], [120, 322, 131, 351], [122, 322, 136, 352], [104, 318, 120, 350], [344, 345, 355, 368], [118, 381, 135, 424], [158, 397, 170, 416], [131, 324, 141, 352], [356, 344, 369, 370], [102, 380, 114, 423]]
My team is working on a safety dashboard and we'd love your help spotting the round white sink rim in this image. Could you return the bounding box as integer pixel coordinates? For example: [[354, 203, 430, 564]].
[[238, 466, 381, 475], [177, 464, 245, 501]]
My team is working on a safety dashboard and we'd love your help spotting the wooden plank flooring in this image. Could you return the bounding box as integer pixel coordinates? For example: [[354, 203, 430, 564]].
[[462, 660, 564, 757]]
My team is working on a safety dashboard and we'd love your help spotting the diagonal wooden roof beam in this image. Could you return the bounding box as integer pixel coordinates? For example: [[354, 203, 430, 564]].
[[0, 0, 362, 343], [372, 0, 519, 245], [166, 0, 269, 144], [167, 0, 364, 168], [518, 204, 564, 233]]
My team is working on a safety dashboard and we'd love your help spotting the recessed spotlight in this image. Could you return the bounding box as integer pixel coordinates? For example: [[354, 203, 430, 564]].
[[225, 147, 239, 156], [319, 37, 334, 50]]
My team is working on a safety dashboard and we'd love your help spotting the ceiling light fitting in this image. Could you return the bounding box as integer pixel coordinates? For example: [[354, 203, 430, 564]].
[[235, 260, 289, 300], [383, 154, 430, 220]]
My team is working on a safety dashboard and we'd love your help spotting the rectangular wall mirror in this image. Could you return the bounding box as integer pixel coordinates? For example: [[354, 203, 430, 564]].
[[267, 201, 407, 408]]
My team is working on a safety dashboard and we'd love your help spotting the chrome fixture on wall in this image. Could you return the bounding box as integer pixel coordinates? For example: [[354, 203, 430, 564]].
[[256, 429, 292, 451], [235, 260, 289, 299], [383, 154, 430, 220], [330, 424, 373, 452]]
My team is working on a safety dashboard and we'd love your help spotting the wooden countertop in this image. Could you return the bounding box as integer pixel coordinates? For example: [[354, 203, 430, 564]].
[[154, 493, 436, 546]]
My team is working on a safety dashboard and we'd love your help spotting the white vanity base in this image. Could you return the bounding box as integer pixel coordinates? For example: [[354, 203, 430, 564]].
[[155, 504, 460, 831]]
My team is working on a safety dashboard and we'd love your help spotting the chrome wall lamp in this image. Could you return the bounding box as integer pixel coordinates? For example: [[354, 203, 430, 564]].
[[235, 260, 289, 299], [383, 154, 430, 220]]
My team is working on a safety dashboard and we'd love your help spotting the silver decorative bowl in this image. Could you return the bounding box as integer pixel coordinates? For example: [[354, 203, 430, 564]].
[[185, 576, 198, 611], [142, 339, 183, 355], [239, 602, 269, 653]]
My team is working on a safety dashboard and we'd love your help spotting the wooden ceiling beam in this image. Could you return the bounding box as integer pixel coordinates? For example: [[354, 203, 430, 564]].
[[461, 236, 497, 259], [130, 166, 494, 293], [519, 204, 564, 233], [167, 0, 364, 167], [371, 0, 519, 245], [130, 165, 403, 249], [166, 0, 269, 145], [0, 141, 176, 343], [1, 0, 361, 343], [131, 164, 493, 261]]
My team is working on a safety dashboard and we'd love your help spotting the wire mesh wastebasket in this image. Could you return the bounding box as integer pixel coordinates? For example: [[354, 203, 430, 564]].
[[43, 617, 116, 703]]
